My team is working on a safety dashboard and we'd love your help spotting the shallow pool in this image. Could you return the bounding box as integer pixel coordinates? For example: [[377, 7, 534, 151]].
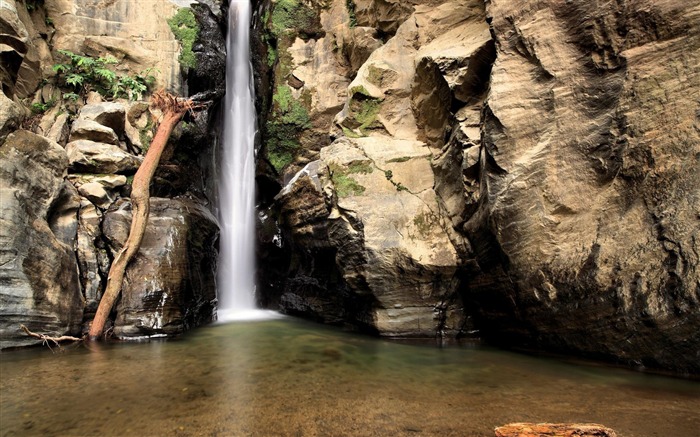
[[1, 318, 698, 436]]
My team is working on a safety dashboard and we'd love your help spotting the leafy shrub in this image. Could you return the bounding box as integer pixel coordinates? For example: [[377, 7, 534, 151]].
[[53, 50, 156, 101]]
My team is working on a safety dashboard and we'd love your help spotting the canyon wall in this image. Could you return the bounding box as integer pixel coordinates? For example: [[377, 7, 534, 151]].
[[0, 0, 225, 347], [258, 0, 700, 374]]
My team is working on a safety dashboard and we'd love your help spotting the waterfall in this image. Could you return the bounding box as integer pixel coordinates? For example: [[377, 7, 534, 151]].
[[217, 0, 262, 321]]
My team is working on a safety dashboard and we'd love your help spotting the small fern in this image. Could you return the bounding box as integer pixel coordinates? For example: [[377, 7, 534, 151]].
[[53, 50, 157, 102]]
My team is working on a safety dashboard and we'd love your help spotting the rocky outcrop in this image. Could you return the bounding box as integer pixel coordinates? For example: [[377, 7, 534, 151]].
[[0, 130, 84, 348], [259, 0, 700, 374], [264, 0, 489, 336], [0, 0, 226, 347], [0, 0, 51, 99], [44, 0, 183, 92], [103, 198, 219, 338], [461, 0, 700, 374]]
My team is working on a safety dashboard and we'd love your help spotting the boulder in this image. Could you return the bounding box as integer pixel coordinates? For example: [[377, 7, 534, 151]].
[[0, 92, 23, 144], [0, 0, 47, 99], [66, 140, 142, 174], [45, 113, 71, 146], [77, 103, 127, 137], [77, 182, 114, 209], [352, 0, 417, 35], [69, 119, 120, 145], [103, 198, 219, 338], [0, 131, 84, 348], [269, 0, 489, 337]]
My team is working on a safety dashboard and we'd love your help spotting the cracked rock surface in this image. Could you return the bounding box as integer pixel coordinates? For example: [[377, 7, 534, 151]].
[[262, 0, 700, 373]]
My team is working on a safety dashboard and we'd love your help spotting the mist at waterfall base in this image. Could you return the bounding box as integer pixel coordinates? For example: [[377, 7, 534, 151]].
[[216, 0, 280, 322]]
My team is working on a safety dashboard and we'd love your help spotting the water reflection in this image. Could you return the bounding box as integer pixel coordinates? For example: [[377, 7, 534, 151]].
[[1, 318, 699, 436]]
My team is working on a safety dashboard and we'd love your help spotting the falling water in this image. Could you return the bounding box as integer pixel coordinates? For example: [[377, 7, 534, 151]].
[[217, 0, 266, 321]]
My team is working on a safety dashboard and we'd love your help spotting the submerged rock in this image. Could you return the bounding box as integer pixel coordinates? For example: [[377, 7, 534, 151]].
[[103, 198, 219, 339], [495, 423, 617, 437]]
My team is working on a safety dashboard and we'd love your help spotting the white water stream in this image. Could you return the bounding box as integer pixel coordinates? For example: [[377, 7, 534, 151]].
[[217, 0, 277, 321]]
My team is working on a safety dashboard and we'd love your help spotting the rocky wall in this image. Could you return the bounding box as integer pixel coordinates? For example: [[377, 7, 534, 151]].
[[0, 0, 226, 347], [257, 0, 700, 374]]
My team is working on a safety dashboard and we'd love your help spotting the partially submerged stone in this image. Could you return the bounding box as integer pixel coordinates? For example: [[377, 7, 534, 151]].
[[495, 423, 617, 437]]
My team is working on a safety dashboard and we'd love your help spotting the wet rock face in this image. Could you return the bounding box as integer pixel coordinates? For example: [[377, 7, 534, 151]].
[[463, 0, 700, 373], [104, 198, 219, 338], [0, 131, 84, 348]]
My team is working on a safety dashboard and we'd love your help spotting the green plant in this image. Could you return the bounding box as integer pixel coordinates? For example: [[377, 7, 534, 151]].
[[53, 50, 156, 100], [346, 0, 357, 27], [343, 94, 382, 136], [387, 156, 412, 163], [139, 119, 154, 153], [167, 8, 199, 70], [330, 165, 365, 198], [30, 100, 54, 114], [346, 161, 373, 175], [25, 0, 43, 12]]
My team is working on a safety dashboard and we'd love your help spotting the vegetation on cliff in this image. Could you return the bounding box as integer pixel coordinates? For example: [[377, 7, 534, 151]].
[[53, 50, 157, 101], [168, 8, 200, 70]]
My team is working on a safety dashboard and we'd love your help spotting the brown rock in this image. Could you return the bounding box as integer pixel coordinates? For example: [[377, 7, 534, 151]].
[[495, 423, 617, 437], [461, 0, 700, 375], [103, 198, 219, 338], [0, 131, 84, 348]]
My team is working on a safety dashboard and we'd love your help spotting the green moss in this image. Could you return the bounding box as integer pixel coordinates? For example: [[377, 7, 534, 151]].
[[346, 161, 373, 174], [271, 0, 317, 37], [168, 8, 199, 70], [329, 163, 370, 198], [413, 212, 438, 236], [355, 99, 380, 128], [342, 126, 362, 138], [269, 149, 295, 172], [386, 156, 412, 163], [350, 85, 371, 97], [265, 84, 311, 172], [139, 119, 154, 153], [367, 66, 384, 86]]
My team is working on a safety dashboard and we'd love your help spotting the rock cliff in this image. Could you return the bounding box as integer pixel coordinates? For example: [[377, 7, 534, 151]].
[[258, 0, 700, 374], [0, 0, 225, 347]]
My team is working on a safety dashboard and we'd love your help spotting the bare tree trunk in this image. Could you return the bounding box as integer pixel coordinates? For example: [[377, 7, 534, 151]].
[[88, 92, 193, 340]]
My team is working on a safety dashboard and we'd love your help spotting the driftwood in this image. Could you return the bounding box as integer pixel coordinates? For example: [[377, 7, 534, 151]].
[[88, 91, 205, 340], [20, 324, 82, 350]]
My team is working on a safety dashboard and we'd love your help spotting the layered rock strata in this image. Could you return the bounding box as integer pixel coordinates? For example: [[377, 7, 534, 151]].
[[0, 0, 226, 347], [258, 0, 700, 373]]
